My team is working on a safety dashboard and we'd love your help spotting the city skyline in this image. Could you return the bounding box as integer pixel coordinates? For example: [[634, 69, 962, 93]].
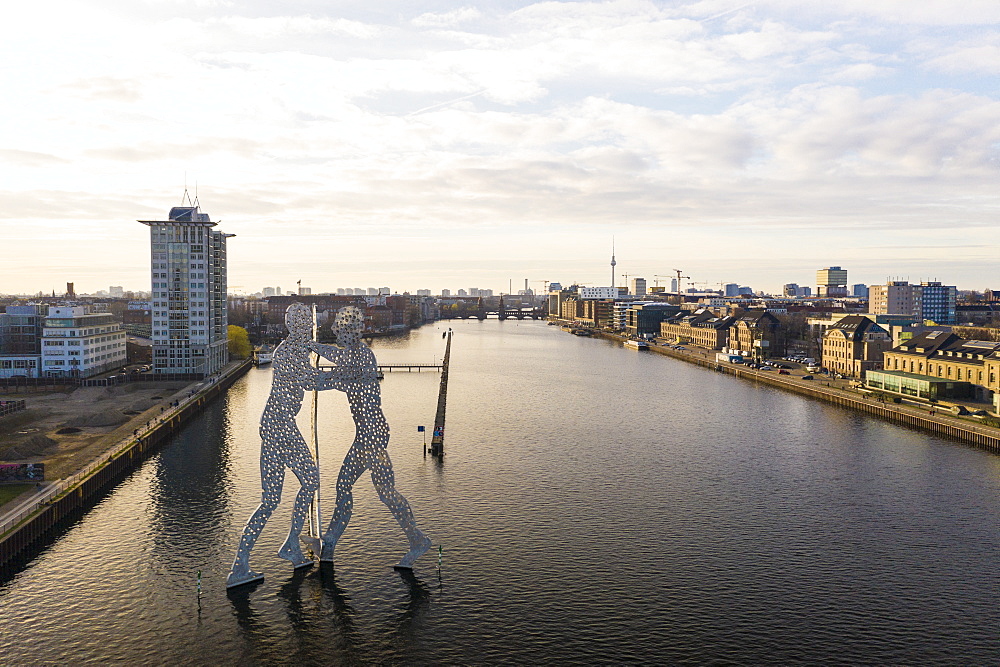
[[2, 1, 999, 295]]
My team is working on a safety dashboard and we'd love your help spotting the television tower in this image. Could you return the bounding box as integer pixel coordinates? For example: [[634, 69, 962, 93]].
[[610, 239, 616, 289]]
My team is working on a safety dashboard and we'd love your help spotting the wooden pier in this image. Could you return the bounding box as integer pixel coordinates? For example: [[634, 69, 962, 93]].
[[379, 364, 442, 372], [430, 332, 453, 456]]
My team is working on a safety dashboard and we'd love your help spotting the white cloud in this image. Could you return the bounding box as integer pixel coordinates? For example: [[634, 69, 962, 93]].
[[1, 0, 999, 294], [413, 7, 482, 28]]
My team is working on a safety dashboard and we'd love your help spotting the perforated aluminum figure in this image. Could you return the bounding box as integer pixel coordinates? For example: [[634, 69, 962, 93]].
[[317, 305, 432, 569], [226, 303, 354, 588]]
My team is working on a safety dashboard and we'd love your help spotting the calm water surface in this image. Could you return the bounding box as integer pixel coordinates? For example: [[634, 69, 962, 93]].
[[1, 320, 999, 664]]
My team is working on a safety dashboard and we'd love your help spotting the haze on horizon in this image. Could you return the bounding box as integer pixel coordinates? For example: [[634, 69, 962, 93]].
[[2, 0, 998, 297]]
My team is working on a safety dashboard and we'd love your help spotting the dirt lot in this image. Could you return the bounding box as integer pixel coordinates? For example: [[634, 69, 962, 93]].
[[0, 381, 198, 480]]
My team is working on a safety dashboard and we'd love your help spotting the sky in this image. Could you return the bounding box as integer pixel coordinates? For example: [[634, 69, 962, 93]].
[[2, 0, 999, 296]]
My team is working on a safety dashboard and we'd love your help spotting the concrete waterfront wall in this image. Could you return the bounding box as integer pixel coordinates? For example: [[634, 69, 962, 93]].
[[0, 358, 253, 573], [594, 329, 1000, 454]]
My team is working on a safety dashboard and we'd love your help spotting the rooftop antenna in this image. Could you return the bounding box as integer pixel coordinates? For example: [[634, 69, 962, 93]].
[[193, 180, 200, 208], [181, 172, 194, 206]]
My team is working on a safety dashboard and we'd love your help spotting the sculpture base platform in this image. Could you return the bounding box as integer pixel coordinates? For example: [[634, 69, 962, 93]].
[[226, 572, 265, 589]]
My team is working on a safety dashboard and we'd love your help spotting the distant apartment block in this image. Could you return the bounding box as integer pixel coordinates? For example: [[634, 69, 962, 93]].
[[869, 280, 956, 325], [140, 202, 233, 376], [579, 287, 618, 299], [0, 304, 45, 378], [40, 305, 126, 378], [852, 284, 868, 298], [630, 278, 647, 297]]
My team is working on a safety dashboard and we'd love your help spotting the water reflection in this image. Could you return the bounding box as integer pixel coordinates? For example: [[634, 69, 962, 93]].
[[147, 401, 234, 563], [227, 563, 434, 664]]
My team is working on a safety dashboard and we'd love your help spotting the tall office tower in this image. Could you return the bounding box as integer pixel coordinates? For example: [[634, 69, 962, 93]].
[[631, 277, 647, 297], [441, 289, 451, 297], [724, 283, 740, 297], [783, 283, 800, 297], [263, 287, 276, 297], [140, 202, 234, 376], [109, 286, 124, 298], [852, 284, 869, 298], [816, 266, 849, 297]]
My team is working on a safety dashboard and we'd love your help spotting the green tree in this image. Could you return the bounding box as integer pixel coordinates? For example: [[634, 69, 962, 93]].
[[228, 325, 252, 359]]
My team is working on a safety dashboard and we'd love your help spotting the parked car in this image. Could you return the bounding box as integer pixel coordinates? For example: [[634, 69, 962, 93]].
[[801, 375, 814, 380], [760, 366, 773, 371]]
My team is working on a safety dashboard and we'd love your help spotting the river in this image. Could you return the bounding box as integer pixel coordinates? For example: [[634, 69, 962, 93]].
[[1, 319, 999, 664]]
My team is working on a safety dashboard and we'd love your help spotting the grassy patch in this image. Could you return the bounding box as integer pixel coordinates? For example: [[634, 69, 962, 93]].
[[0, 484, 34, 507]]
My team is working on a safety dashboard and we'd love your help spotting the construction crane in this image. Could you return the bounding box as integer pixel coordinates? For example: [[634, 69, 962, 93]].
[[672, 269, 690, 294], [652, 274, 672, 288]]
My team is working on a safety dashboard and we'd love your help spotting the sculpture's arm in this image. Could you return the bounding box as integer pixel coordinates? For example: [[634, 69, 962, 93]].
[[308, 341, 344, 364], [315, 364, 365, 391]]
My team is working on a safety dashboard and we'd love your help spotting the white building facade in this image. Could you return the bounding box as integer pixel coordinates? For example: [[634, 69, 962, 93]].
[[580, 286, 618, 299], [40, 306, 126, 378], [140, 204, 233, 376]]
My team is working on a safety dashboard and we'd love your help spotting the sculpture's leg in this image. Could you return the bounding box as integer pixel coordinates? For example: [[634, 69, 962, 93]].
[[227, 458, 283, 588], [370, 448, 432, 569], [320, 446, 366, 562], [278, 452, 319, 568]]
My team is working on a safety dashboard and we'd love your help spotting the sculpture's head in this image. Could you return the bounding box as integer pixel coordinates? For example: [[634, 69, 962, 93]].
[[334, 306, 363, 347], [285, 303, 313, 340]]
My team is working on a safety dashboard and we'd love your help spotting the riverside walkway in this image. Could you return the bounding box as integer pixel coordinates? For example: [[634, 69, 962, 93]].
[[0, 359, 252, 561]]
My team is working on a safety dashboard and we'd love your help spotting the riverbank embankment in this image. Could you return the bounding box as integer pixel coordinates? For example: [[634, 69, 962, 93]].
[[0, 359, 252, 571], [566, 324, 1000, 454]]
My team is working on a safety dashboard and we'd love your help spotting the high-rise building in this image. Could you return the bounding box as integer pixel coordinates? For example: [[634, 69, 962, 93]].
[[918, 281, 956, 324], [441, 289, 451, 297], [869, 281, 921, 319], [630, 277, 647, 297], [783, 283, 800, 297], [816, 266, 849, 297], [868, 280, 955, 324], [724, 283, 740, 297], [852, 284, 868, 298], [263, 287, 276, 297], [140, 201, 234, 376], [110, 286, 124, 298]]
